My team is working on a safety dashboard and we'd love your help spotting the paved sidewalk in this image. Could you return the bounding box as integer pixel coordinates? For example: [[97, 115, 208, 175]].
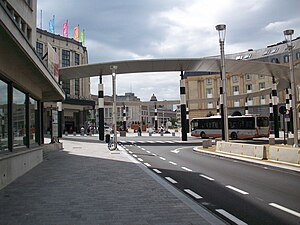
[[0, 139, 225, 225]]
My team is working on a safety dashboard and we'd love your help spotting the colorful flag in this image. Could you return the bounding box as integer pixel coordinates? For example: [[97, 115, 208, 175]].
[[74, 25, 79, 41], [49, 15, 55, 33], [63, 20, 68, 37], [80, 29, 85, 45]]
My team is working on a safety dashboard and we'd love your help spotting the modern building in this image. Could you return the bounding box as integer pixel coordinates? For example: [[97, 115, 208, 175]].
[[0, 0, 64, 189], [185, 37, 300, 123], [36, 28, 94, 134]]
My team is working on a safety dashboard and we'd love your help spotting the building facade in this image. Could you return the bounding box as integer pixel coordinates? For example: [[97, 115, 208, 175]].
[[0, 0, 64, 189], [36, 28, 94, 134], [186, 37, 300, 123]]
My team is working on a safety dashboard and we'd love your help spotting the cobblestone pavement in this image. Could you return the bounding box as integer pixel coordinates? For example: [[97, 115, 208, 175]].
[[0, 140, 225, 225]]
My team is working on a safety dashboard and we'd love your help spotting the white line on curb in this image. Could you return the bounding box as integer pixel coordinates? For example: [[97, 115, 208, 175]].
[[269, 203, 300, 218], [216, 209, 248, 225], [200, 174, 215, 181], [181, 167, 192, 172], [159, 157, 166, 161], [144, 163, 151, 167], [137, 158, 143, 162], [165, 177, 178, 184], [132, 154, 137, 158], [169, 161, 177, 165], [184, 189, 203, 199], [153, 169, 162, 174], [128, 151, 133, 154], [226, 185, 249, 195]]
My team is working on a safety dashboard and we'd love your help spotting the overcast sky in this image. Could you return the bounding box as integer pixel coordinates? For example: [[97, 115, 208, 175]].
[[37, 0, 300, 101]]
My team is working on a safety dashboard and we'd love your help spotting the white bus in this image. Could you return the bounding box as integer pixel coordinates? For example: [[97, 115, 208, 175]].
[[191, 115, 269, 139]]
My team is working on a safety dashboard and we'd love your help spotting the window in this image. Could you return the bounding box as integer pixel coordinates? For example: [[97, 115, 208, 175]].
[[29, 97, 37, 146], [75, 79, 80, 96], [246, 84, 252, 93], [36, 42, 43, 58], [248, 97, 253, 106], [263, 49, 270, 55], [259, 74, 265, 79], [232, 75, 239, 83], [283, 55, 289, 63], [234, 100, 240, 107], [245, 74, 252, 80], [207, 102, 213, 109], [0, 80, 8, 152], [13, 88, 26, 149], [260, 95, 266, 104], [259, 82, 265, 90], [233, 86, 239, 95], [206, 78, 212, 85], [296, 52, 300, 60], [271, 58, 280, 64], [270, 48, 279, 54], [206, 88, 213, 98], [75, 53, 80, 65], [63, 81, 70, 97], [62, 50, 70, 67]]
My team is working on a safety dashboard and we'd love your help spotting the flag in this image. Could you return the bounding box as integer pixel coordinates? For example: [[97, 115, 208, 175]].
[[63, 20, 68, 37], [49, 15, 55, 33], [74, 25, 79, 41], [80, 29, 85, 45]]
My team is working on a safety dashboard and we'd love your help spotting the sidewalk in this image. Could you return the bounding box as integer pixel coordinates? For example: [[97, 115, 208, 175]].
[[0, 139, 225, 225]]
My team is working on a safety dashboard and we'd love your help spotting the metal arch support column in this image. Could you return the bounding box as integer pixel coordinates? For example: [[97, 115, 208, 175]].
[[245, 98, 249, 115], [180, 71, 187, 141], [269, 93, 275, 140], [98, 75, 104, 141], [154, 103, 158, 131], [111, 66, 118, 149], [57, 101, 63, 138], [272, 76, 279, 138], [122, 104, 126, 131], [186, 104, 189, 133], [216, 101, 220, 116]]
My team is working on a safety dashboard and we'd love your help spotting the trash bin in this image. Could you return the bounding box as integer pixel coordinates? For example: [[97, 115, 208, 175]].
[[105, 134, 110, 143]]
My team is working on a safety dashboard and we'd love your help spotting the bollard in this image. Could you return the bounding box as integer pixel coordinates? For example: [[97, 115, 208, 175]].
[[160, 132, 163, 136], [65, 131, 68, 136], [172, 132, 175, 136], [149, 132, 152, 136], [269, 138, 275, 145]]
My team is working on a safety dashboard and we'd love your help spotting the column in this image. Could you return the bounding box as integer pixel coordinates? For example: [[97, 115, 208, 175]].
[[122, 104, 126, 131], [269, 93, 275, 144], [219, 80, 225, 140], [57, 102, 62, 138], [154, 104, 158, 131], [111, 66, 118, 149], [272, 76, 279, 138], [98, 75, 104, 141], [180, 71, 187, 141], [186, 104, 189, 133], [216, 101, 220, 116], [245, 98, 249, 115]]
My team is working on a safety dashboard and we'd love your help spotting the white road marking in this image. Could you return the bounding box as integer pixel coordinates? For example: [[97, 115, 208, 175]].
[[146, 150, 151, 153], [165, 177, 178, 184], [169, 161, 177, 165], [141, 148, 146, 151], [153, 169, 162, 174], [166, 141, 174, 143], [128, 151, 133, 154], [269, 203, 300, 218], [147, 141, 155, 143], [159, 157, 166, 161], [152, 153, 157, 156], [144, 163, 151, 167], [200, 174, 215, 181], [181, 167, 192, 172], [137, 158, 143, 162], [263, 167, 268, 170], [184, 189, 203, 199], [137, 146, 141, 148], [132, 154, 137, 158], [226, 185, 249, 195], [216, 209, 248, 225], [171, 149, 180, 154]]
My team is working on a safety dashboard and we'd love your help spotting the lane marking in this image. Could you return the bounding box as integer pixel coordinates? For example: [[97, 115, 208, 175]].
[[141, 148, 146, 151], [137, 158, 143, 162], [216, 209, 248, 225], [144, 163, 151, 167], [184, 189, 203, 199], [147, 141, 155, 143], [171, 149, 180, 154], [159, 157, 166, 161], [165, 177, 178, 184], [269, 203, 300, 218], [152, 153, 157, 156], [181, 166, 192, 172], [137, 146, 141, 148], [146, 151, 151, 154], [226, 185, 249, 195], [153, 169, 162, 174], [169, 161, 177, 165], [200, 174, 215, 181], [132, 154, 137, 158], [128, 151, 133, 154]]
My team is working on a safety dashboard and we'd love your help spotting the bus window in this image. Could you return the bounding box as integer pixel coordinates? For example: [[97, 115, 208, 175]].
[[257, 117, 269, 127]]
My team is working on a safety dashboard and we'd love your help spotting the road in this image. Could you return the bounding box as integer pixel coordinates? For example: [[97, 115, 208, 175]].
[[120, 142, 300, 225]]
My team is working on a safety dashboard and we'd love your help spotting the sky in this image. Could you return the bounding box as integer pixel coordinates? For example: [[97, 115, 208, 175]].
[[37, 0, 300, 101]]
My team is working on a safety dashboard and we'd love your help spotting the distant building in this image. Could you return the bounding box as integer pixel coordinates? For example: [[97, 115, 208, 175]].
[[36, 28, 94, 134]]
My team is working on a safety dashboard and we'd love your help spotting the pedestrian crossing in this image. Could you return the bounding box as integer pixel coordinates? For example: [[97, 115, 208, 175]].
[[118, 140, 199, 145]]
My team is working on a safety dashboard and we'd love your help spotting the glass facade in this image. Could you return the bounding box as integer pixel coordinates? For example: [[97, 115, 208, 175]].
[[0, 80, 8, 152], [13, 88, 26, 149]]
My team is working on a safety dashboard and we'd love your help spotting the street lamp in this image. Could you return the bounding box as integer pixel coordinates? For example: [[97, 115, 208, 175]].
[[216, 24, 229, 142], [111, 65, 118, 150], [284, 29, 298, 147]]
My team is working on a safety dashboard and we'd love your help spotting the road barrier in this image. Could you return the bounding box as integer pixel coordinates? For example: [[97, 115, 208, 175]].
[[203, 139, 212, 148], [269, 146, 300, 164]]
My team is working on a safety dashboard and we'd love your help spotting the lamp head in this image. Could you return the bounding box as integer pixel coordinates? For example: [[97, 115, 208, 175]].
[[216, 24, 226, 42], [283, 29, 294, 48]]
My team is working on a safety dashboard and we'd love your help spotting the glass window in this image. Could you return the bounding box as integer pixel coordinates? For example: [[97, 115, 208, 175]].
[[0, 80, 8, 152], [75, 53, 80, 65], [232, 75, 239, 83], [36, 42, 43, 58], [245, 74, 252, 80], [63, 80, 70, 97], [296, 52, 300, 60], [283, 55, 289, 63], [206, 78, 212, 85], [233, 86, 239, 92], [259, 82, 265, 90], [246, 84, 252, 91], [75, 79, 80, 96], [29, 97, 37, 146], [62, 49, 70, 67], [13, 88, 26, 149], [271, 58, 280, 63]]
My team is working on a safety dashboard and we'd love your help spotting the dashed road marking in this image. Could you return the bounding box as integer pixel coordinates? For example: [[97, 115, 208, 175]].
[[153, 169, 162, 174], [269, 203, 300, 218], [200, 174, 214, 181], [226, 185, 249, 195], [137, 158, 143, 162], [128, 151, 133, 154], [159, 157, 166, 161], [144, 163, 151, 167], [137, 146, 141, 148], [152, 153, 157, 156], [181, 166, 192, 172], [216, 209, 248, 225], [165, 177, 178, 184], [132, 154, 137, 158], [169, 161, 177, 165], [146, 150, 151, 154], [184, 189, 203, 199], [141, 148, 146, 151]]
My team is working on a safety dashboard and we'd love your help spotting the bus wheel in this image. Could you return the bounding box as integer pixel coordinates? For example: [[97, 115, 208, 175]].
[[231, 132, 238, 140], [200, 132, 206, 139]]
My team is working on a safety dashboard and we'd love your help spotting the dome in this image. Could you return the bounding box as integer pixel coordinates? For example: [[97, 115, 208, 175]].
[[150, 94, 157, 101]]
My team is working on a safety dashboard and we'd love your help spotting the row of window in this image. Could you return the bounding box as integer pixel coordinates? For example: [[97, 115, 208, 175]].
[[205, 74, 265, 85], [0, 78, 39, 153]]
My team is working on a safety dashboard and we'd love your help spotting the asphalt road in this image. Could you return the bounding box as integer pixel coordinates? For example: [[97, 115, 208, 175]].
[[121, 143, 300, 225]]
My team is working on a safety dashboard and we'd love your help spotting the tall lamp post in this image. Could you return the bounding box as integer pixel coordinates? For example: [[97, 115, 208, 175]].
[[216, 24, 229, 142], [284, 29, 298, 147], [111, 65, 118, 150]]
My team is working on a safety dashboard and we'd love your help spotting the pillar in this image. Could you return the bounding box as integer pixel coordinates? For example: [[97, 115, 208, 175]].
[[245, 98, 249, 115], [180, 71, 187, 141], [98, 75, 104, 141], [186, 104, 189, 133], [57, 102, 62, 138], [216, 101, 220, 116], [122, 104, 126, 131], [272, 76, 279, 138], [269, 93, 275, 144], [154, 104, 158, 131]]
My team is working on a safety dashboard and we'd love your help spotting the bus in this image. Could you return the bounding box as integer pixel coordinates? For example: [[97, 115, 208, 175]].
[[191, 114, 269, 139]]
